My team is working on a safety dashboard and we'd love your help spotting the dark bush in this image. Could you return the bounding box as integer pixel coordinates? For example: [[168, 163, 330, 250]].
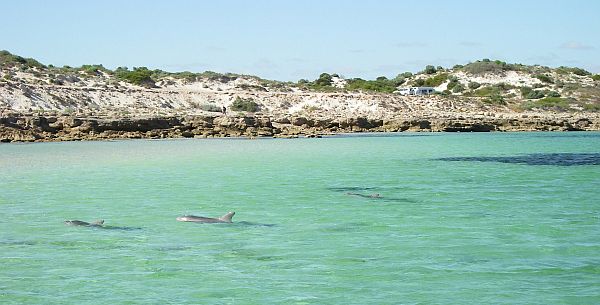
[[462, 59, 515, 74], [424, 65, 437, 74], [231, 97, 260, 112], [397, 72, 413, 78], [446, 76, 459, 90], [172, 71, 198, 82], [535, 74, 553, 84], [520, 86, 533, 98], [115, 67, 156, 87], [315, 73, 333, 86], [452, 83, 465, 93], [473, 84, 508, 97], [80, 64, 107, 76], [345, 77, 398, 93], [0, 50, 46, 69], [468, 82, 481, 89], [526, 90, 546, 99], [592, 74, 600, 81], [556, 66, 591, 76]]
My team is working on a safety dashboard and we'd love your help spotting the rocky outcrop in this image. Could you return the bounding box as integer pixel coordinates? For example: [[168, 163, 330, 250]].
[[1, 113, 599, 142]]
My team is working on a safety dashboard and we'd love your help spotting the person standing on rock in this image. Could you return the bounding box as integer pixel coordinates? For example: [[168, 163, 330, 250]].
[[222, 106, 227, 115]]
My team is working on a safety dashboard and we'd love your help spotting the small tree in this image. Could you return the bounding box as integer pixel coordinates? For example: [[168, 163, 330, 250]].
[[424, 65, 437, 74], [315, 73, 333, 86]]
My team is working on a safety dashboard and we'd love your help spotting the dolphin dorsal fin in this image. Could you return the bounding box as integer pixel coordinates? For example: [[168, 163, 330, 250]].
[[219, 212, 235, 223], [92, 220, 104, 225]]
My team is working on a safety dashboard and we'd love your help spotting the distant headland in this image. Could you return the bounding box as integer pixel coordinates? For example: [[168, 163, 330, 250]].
[[1, 50, 599, 142]]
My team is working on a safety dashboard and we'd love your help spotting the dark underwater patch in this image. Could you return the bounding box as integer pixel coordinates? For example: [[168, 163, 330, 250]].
[[436, 153, 600, 166]]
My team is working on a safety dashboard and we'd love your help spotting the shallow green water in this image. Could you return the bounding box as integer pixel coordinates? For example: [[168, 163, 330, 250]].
[[1, 133, 599, 304]]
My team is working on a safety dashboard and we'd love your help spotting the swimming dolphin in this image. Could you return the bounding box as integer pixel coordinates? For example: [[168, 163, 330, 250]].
[[346, 192, 381, 199], [176, 212, 235, 223], [64, 220, 105, 227]]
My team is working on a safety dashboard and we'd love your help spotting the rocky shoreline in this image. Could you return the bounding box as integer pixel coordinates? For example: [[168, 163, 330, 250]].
[[1, 112, 598, 143]]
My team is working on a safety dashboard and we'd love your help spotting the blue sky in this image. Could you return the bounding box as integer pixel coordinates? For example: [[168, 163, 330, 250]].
[[1, 0, 598, 80]]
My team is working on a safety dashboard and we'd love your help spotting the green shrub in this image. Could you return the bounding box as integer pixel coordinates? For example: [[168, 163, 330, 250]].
[[522, 97, 570, 111], [473, 85, 505, 97], [592, 74, 600, 81], [468, 82, 481, 89], [115, 66, 156, 87], [535, 74, 553, 84], [80, 64, 108, 76], [452, 83, 465, 93], [556, 66, 590, 76], [314, 73, 333, 86], [423, 73, 448, 87], [462, 59, 515, 74], [231, 97, 260, 112], [397, 72, 413, 78], [483, 94, 506, 105], [0, 50, 46, 69], [520, 87, 532, 97], [446, 76, 459, 90], [526, 90, 545, 99], [546, 91, 561, 97], [345, 77, 398, 93], [424, 65, 437, 74]]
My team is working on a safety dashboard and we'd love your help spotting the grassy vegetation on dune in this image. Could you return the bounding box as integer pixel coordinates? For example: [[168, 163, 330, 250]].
[[345, 76, 400, 93], [0, 50, 46, 69], [556, 66, 591, 76], [521, 97, 571, 111], [461, 59, 517, 74], [2, 49, 600, 107], [423, 73, 448, 87], [115, 67, 156, 87]]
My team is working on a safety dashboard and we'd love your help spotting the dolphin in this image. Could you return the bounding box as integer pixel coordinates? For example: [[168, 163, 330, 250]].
[[64, 220, 105, 227], [346, 192, 382, 199], [176, 212, 235, 223]]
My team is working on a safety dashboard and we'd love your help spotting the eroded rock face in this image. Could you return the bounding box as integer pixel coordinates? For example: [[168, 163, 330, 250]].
[[1, 113, 599, 142]]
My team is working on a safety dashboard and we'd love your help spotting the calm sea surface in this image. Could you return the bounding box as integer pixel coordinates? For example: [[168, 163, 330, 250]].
[[1, 132, 599, 304]]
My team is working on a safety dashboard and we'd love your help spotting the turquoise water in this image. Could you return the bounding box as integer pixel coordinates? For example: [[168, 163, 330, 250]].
[[1, 133, 599, 304]]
